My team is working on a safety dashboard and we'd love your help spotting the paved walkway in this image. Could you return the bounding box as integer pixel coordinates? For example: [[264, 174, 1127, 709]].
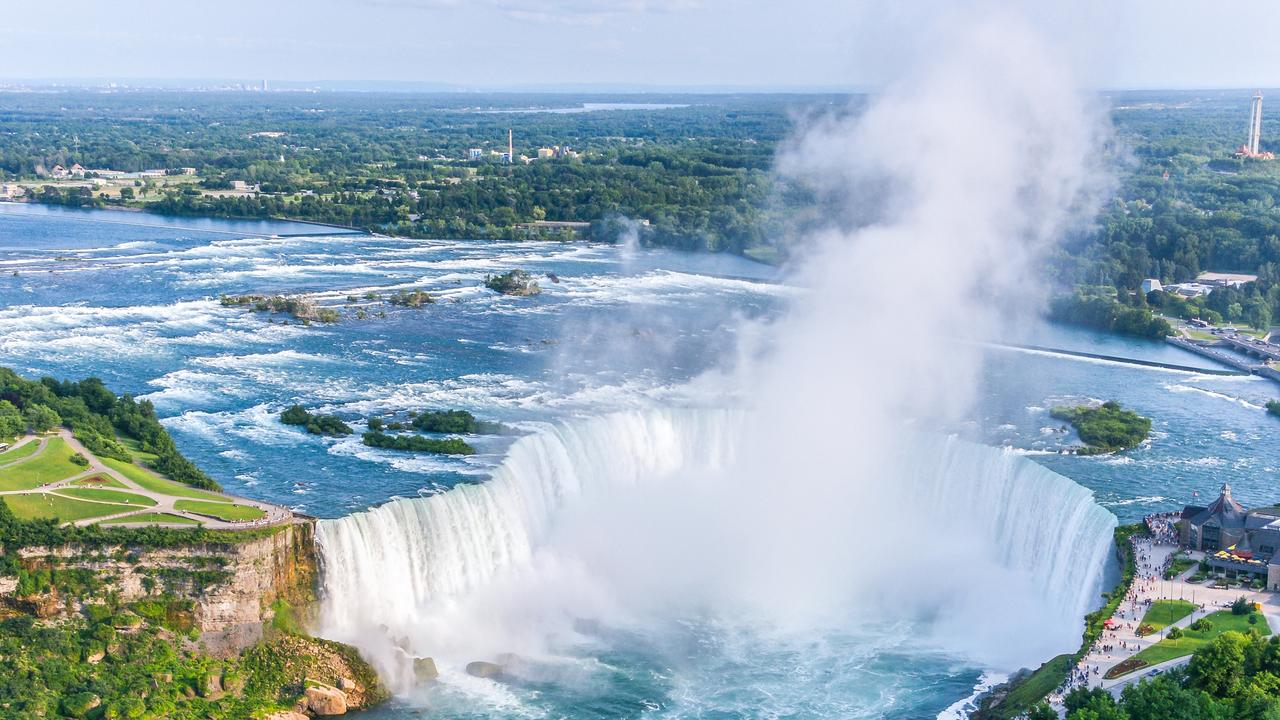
[[0, 435, 47, 470], [1050, 527, 1280, 706], [0, 429, 294, 530]]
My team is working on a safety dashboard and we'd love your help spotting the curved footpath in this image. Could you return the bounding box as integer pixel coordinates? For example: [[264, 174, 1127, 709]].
[[1049, 527, 1280, 708], [0, 429, 294, 530]]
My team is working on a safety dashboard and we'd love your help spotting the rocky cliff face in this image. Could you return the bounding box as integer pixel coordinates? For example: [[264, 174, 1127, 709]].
[[4, 521, 319, 655]]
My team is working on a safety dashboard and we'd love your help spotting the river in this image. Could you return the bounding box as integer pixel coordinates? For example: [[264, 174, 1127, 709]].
[[0, 202, 1276, 718]]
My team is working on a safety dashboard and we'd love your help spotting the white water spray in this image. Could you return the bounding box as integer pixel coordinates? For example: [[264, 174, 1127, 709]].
[[316, 9, 1116, 715]]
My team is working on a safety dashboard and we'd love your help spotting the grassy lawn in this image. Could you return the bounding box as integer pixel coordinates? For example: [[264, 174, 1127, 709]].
[[173, 499, 265, 522], [54, 488, 157, 507], [1139, 599, 1197, 634], [116, 436, 160, 465], [3, 493, 136, 522], [1128, 610, 1270, 668], [0, 439, 41, 464], [72, 474, 127, 489], [0, 437, 84, 490], [100, 512, 200, 526], [101, 457, 225, 501], [1165, 557, 1197, 579]]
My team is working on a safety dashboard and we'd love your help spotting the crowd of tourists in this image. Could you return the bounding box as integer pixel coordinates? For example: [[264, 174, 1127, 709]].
[[1049, 518, 1182, 702]]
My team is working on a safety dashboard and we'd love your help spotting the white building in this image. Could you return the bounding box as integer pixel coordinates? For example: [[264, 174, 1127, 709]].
[[467, 148, 483, 161], [1141, 278, 1163, 294], [1167, 282, 1214, 298]]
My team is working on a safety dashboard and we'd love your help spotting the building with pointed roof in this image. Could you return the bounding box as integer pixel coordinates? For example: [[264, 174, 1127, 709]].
[[1181, 482, 1248, 552], [1179, 484, 1280, 589]]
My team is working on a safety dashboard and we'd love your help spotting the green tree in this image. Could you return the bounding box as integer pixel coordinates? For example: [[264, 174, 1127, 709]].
[[1120, 675, 1218, 720], [23, 404, 60, 433], [1188, 631, 1249, 697]]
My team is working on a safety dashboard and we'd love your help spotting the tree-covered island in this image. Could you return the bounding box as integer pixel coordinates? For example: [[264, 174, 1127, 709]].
[[1050, 401, 1152, 454]]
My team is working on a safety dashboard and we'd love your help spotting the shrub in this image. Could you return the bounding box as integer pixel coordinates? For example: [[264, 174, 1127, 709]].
[[361, 430, 475, 455], [70, 452, 89, 467], [1167, 627, 1184, 640], [1232, 596, 1254, 615], [1191, 618, 1213, 632]]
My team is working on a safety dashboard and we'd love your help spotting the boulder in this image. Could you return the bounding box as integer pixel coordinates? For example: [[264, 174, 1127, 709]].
[[200, 671, 224, 699], [413, 657, 439, 682], [264, 713, 310, 720], [466, 661, 503, 679], [86, 649, 105, 665], [305, 685, 349, 716], [338, 676, 357, 691]]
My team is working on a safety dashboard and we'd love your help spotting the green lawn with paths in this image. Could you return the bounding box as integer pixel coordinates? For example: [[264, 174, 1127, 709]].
[[1139, 599, 1197, 634], [3, 493, 139, 522], [101, 457, 225, 501], [54, 487, 157, 507], [1126, 610, 1270, 669], [101, 512, 200, 525], [173, 499, 265, 522], [0, 437, 83, 490], [0, 439, 41, 464]]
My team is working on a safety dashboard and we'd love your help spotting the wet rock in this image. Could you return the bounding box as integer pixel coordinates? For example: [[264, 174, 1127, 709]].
[[466, 661, 503, 679], [413, 657, 439, 682], [305, 685, 349, 715]]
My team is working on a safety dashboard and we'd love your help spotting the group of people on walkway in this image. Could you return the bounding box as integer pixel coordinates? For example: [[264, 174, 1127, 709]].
[[1049, 526, 1179, 701]]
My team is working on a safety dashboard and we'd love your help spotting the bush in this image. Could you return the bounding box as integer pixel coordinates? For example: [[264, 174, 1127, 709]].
[[1167, 627, 1184, 640], [280, 405, 310, 426], [70, 452, 89, 467], [279, 405, 352, 436], [361, 430, 475, 455], [1191, 618, 1213, 632], [1232, 596, 1254, 615]]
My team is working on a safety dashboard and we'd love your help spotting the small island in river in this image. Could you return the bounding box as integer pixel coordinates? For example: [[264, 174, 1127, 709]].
[[1051, 400, 1152, 455]]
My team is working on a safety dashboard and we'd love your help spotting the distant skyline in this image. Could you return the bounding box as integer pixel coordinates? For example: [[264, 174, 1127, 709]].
[[7, 1, 1280, 91]]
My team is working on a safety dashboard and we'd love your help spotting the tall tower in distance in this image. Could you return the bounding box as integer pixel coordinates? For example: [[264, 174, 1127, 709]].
[[508, 128, 514, 164], [1236, 91, 1274, 159], [1249, 91, 1263, 156]]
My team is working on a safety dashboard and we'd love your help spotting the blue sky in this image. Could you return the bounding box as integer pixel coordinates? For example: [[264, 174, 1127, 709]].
[[5, 0, 1280, 90]]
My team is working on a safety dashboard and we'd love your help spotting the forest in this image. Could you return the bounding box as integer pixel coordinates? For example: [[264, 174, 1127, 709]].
[[7, 89, 1280, 291]]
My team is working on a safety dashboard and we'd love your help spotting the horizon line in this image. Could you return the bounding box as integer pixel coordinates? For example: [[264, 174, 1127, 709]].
[[1, 78, 1278, 96]]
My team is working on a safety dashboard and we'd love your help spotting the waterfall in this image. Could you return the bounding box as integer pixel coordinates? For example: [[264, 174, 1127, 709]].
[[315, 408, 1116, 691]]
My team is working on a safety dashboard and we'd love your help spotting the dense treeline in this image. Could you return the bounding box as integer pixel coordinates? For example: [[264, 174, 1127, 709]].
[[1048, 91, 1280, 328], [14, 89, 1280, 277], [1049, 291, 1174, 338], [0, 91, 808, 256]]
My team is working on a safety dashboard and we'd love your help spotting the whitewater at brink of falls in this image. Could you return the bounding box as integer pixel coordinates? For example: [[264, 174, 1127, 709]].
[[314, 408, 1117, 711]]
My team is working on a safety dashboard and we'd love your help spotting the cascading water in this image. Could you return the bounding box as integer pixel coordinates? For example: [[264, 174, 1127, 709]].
[[316, 407, 1116, 715]]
